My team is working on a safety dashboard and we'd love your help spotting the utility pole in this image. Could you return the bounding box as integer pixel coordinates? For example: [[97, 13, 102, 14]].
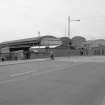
[[68, 16, 70, 38], [38, 31, 40, 49], [38, 31, 40, 38], [65, 23, 67, 37], [67, 16, 80, 38]]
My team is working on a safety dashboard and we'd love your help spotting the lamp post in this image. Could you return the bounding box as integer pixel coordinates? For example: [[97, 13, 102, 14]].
[[68, 16, 80, 38]]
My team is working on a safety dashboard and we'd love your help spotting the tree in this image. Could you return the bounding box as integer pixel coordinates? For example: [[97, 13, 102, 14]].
[[71, 36, 86, 48], [60, 37, 72, 48]]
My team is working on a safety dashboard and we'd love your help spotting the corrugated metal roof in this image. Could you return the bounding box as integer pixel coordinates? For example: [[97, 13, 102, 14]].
[[0, 37, 40, 47], [0, 35, 59, 48]]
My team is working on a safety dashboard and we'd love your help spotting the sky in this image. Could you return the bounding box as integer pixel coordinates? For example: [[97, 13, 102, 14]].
[[0, 0, 105, 42]]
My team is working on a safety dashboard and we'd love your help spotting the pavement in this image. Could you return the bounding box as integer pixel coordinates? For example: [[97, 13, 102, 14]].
[[0, 56, 105, 104]]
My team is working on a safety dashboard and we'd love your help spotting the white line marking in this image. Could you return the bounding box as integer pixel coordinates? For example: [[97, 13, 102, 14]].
[[10, 70, 37, 77], [0, 76, 30, 84], [0, 58, 47, 66], [0, 62, 83, 84], [56, 59, 105, 63]]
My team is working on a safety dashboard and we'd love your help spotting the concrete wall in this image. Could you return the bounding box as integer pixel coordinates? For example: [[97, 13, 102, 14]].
[[30, 48, 80, 59], [89, 46, 105, 56], [54, 49, 80, 57]]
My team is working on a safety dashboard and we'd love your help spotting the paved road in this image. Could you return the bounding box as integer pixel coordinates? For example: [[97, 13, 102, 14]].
[[0, 57, 105, 104]]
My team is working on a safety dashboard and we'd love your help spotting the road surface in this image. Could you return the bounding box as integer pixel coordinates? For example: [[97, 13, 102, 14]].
[[0, 56, 105, 104]]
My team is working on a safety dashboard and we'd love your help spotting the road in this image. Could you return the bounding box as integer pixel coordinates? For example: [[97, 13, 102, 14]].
[[0, 56, 105, 104]]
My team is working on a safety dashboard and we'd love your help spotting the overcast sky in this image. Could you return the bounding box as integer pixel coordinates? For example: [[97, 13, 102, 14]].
[[0, 0, 105, 42]]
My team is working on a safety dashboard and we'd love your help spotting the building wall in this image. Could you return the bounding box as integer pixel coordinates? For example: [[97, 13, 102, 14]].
[[90, 46, 105, 55], [80, 46, 105, 56], [30, 48, 80, 59], [1, 46, 105, 61], [1, 47, 10, 53]]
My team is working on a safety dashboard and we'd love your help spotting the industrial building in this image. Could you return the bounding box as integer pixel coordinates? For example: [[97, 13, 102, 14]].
[[1, 35, 105, 61], [0, 35, 62, 61]]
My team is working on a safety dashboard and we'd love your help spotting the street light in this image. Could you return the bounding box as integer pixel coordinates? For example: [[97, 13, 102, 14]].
[[68, 16, 80, 38]]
